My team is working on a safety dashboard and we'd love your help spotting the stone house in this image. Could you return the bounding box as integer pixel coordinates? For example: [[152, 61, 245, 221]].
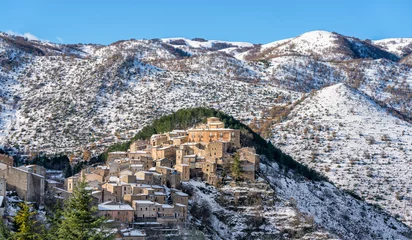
[[174, 203, 187, 220], [150, 134, 168, 146], [98, 201, 134, 223], [124, 188, 166, 205], [134, 171, 154, 185], [155, 158, 172, 168], [174, 164, 190, 181], [151, 145, 176, 161], [171, 190, 188, 206], [129, 140, 147, 152], [107, 152, 128, 164], [237, 147, 260, 180], [133, 200, 158, 219]]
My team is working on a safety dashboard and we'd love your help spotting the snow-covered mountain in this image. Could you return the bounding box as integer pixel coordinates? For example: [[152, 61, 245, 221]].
[[271, 83, 412, 226], [1, 30, 412, 230], [374, 38, 412, 57], [241, 30, 399, 61]]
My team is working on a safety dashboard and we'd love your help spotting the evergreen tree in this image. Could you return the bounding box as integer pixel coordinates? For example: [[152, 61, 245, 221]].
[[56, 178, 114, 240], [231, 152, 242, 181], [13, 202, 43, 240], [0, 217, 12, 239], [64, 164, 73, 178]]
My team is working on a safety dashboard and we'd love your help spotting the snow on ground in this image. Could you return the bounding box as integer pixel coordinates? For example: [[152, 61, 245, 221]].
[[261, 162, 411, 240], [161, 38, 253, 49], [374, 38, 412, 57], [271, 83, 412, 227]]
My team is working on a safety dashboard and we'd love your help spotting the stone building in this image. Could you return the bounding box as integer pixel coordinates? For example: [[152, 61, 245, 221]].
[[133, 200, 158, 219], [107, 152, 128, 164], [187, 118, 240, 148], [150, 134, 168, 146], [0, 166, 45, 203], [174, 164, 190, 181], [171, 190, 188, 206], [151, 145, 176, 161], [98, 201, 134, 223], [129, 140, 148, 152], [65, 176, 79, 193]]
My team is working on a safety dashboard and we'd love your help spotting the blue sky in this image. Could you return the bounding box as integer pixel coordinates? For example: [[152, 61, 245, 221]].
[[1, 0, 410, 45]]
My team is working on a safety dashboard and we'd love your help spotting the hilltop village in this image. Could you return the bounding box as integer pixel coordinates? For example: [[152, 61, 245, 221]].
[[0, 118, 260, 239]]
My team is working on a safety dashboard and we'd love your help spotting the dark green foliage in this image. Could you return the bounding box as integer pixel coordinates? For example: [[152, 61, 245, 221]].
[[31, 155, 70, 171], [13, 202, 44, 240], [0, 218, 12, 239], [72, 161, 86, 176], [64, 165, 73, 178], [56, 178, 114, 240], [231, 152, 242, 181], [101, 107, 327, 181]]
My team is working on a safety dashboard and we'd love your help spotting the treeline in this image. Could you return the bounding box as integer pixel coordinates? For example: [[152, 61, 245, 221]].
[[101, 107, 327, 181]]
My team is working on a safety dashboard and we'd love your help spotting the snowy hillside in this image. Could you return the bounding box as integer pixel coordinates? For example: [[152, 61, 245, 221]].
[[241, 31, 398, 61], [271, 83, 412, 227], [374, 38, 412, 57], [184, 161, 412, 240]]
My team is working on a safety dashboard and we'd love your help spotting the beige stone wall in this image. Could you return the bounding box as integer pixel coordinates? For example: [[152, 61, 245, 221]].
[[99, 209, 134, 223], [151, 146, 176, 160], [134, 202, 158, 218], [175, 164, 190, 181], [0, 167, 44, 202], [150, 135, 168, 146], [135, 172, 153, 184], [171, 192, 188, 206], [187, 129, 240, 148], [202, 162, 216, 175], [0, 178, 6, 196]]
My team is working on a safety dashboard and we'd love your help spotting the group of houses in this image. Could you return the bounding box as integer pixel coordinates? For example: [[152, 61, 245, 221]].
[[0, 117, 261, 239]]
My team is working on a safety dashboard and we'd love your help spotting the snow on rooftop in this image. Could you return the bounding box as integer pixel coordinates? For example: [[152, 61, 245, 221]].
[[174, 191, 188, 197], [98, 201, 134, 211], [133, 200, 155, 204], [120, 228, 146, 237]]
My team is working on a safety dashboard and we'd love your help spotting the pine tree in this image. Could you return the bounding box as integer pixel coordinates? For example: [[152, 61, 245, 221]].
[[231, 152, 242, 181], [0, 217, 12, 239], [13, 202, 43, 240], [56, 178, 114, 240], [64, 164, 73, 178]]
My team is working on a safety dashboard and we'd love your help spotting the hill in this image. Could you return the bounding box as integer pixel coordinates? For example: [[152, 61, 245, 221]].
[[271, 83, 412, 226]]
